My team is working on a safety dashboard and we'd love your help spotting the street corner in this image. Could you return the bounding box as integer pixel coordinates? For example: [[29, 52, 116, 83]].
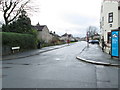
[[76, 56, 120, 67]]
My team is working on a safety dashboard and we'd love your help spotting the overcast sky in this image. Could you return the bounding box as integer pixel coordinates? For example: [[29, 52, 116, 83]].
[[0, 0, 102, 37]]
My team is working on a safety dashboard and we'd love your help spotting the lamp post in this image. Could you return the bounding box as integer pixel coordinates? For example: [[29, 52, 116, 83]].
[[86, 31, 89, 47]]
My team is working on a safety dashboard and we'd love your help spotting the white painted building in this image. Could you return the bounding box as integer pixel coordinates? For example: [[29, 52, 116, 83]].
[[100, 0, 120, 53]]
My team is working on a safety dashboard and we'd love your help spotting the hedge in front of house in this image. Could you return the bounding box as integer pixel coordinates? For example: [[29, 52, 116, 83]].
[[2, 32, 37, 50]]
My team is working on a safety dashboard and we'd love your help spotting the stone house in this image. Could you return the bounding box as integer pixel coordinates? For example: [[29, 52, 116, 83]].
[[33, 23, 52, 43], [60, 33, 75, 42], [100, 0, 120, 54], [49, 32, 60, 44]]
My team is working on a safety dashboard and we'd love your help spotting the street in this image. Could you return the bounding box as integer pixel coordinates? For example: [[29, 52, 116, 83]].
[[2, 41, 119, 88]]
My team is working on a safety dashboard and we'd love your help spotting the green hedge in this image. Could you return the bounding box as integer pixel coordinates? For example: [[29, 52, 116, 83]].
[[2, 32, 37, 50]]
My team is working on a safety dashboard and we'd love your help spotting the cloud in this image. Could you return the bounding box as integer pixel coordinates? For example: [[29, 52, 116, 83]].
[[65, 27, 87, 37], [62, 13, 97, 27], [0, 0, 102, 37], [32, 0, 102, 37]]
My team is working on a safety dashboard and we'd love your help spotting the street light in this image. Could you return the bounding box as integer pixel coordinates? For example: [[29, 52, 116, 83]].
[[86, 31, 89, 47]]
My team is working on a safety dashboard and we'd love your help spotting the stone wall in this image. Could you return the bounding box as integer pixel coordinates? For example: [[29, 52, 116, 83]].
[[2, 46, 11, 56]]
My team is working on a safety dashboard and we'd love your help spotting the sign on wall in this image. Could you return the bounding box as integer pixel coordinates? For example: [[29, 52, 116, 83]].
[[111, 31, 119, 57]]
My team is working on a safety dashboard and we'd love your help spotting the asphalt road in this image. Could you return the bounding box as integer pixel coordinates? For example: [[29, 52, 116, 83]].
[[2, 41, 119, 88]]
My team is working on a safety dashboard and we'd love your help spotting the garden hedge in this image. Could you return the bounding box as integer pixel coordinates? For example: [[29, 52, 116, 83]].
[[2, 32, 37, 50]]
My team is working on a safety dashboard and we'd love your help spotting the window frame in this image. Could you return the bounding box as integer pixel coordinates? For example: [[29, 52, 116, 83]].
[[108, 12, 113, 23]]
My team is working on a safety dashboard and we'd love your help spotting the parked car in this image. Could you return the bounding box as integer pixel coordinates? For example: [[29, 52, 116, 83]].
[[88, 40, 99, 44]]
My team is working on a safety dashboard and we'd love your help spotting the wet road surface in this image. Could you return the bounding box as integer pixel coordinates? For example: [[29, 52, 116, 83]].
[[2, 42, 119, 88]]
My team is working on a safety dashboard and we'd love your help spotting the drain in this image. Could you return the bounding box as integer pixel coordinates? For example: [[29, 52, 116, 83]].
[[2, 67, 11, 69]]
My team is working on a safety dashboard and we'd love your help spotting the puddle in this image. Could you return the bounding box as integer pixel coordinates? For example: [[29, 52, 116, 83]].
[[95, 65, 105, 68], [55, 58, 60, 61]]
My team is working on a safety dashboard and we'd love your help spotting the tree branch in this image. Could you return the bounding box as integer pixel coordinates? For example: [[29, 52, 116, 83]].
[[2, 0, 33, 25], [5, 1, 8, 8], [6, 1, 19, 20]]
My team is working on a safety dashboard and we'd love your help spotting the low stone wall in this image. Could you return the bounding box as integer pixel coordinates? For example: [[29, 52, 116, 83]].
[[2, 46, 12, 56]]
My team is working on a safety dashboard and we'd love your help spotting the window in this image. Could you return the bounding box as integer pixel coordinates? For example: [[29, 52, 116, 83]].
[[118, 6, 120, 10], [102, 17, 104, 22], [101, 5, 103, 13], [108, 12, 113, 23], [102, 17, 104, 26], [107, 32, 111, 43]]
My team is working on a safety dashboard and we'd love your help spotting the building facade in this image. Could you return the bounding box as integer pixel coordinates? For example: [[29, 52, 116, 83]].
[[100, 0, 120, 54], [60, 33, 75, 42], [33, 23, 53, 43]]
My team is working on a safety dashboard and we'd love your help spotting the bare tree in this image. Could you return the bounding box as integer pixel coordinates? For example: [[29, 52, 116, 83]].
[[87, 26, 98, 38], [0, 0, 38, 26]]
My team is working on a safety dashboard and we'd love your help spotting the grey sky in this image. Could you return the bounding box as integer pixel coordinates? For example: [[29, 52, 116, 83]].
[[30, 0, 102, 37], [0, 0, 102, 37]]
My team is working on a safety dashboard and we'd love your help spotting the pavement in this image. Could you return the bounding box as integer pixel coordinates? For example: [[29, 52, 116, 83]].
[[76, 44, 120, 67], [2, 44, 68, 60], [2, 42, 120, 67]]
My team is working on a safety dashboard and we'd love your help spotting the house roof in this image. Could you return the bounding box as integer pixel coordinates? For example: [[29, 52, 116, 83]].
[[61, 33, 72, 37], [61, 33, 68, 37], [36, 25, 46, 31], [49, 32, 60, 37], [32, 23, 47, 31]]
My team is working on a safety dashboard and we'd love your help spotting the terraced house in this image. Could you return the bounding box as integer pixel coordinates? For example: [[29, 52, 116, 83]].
[[100, 0, 120, 54]]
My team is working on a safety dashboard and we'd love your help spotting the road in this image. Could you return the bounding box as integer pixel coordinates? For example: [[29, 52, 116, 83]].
[[2, 41, 119, 88]]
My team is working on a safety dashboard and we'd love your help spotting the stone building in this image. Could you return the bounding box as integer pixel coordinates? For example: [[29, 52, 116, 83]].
[[33, 23, 53, 43]]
